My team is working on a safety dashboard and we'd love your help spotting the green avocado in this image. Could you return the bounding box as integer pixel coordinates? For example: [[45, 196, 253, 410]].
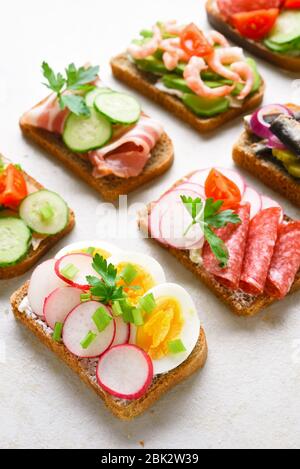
[[182, 94, 230, 117], [135, 56, 169, 75]]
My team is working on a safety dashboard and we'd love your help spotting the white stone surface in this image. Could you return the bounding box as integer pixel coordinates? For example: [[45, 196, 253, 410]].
[[0, 0, 300, 450]]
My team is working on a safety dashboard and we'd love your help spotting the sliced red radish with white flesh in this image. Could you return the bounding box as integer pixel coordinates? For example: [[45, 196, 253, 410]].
[[111, 316, 130, 347], [261, 196, 284, 223], [28, 259, 66, 317], [96, 345, 154, 400], [55, 253, 99, 290], [189, 167, 246, 197], [63, 301, 115, 358], [173, 182, 205, 194], [159, 189, 205, 249], [242, 186, 262, 219], [44, 286, 83, 330], [149, 200, 168, 245]]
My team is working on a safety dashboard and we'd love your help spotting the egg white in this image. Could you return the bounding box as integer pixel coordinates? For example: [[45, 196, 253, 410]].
[[55, 240, 121, 260], [107, 252, 166, 286], [139, 283, 201, 375]]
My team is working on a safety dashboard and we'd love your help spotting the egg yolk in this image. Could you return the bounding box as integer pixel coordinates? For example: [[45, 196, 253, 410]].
[[136, 297, 184, 360], [116, 263, 155, 305]]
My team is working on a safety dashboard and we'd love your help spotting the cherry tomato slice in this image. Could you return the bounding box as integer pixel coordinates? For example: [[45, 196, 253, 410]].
[[205, 169, 242, 210], [231, 8, 280, 40], [284, 0, 300, 8], [0, 164, 28, 209], [180, 23, 213, 58]]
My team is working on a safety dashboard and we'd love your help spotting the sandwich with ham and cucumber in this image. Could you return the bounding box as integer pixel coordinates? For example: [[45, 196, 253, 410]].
[[233, 103, 300, 208], [111, 20, 265, 133], [0, 154, 74, 279], [10, 241, 207, 420], [206, 0, 300, 72], [20, 63, 174, 202], [138, 167, 300, 316]]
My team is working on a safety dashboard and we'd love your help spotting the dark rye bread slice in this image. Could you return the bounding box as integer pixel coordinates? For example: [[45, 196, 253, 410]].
[[206, 0, 300, 73], [138, 175, 300, 317], [111, 54, 265, 134], [20, 123, 174, 203], [0, 160, 75, 280], [233, 130, 300, 208], [11, 282, 208, 421]]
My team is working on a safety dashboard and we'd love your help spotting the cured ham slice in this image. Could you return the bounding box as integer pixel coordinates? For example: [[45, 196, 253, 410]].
[[239, 208, 281, 296], [20, 94, 69, 134], [89, 117, 163, 178], [265, 222, 300, 299], [202, 204, 250, 290]]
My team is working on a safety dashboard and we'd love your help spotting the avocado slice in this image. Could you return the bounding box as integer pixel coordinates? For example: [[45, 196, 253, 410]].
[[135, 56, 169, 75], [182, 94, 230, 117]]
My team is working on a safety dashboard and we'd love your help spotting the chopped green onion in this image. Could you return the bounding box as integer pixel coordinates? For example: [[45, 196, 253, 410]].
[[39, 203, 54, 222], [168, 339, 187, 354], [60, 263, 79, 280], [139, 293, 156, 314], [80, 293, 91, 303], [121, 264, 138, 285], [132, 307, 144, 327], [80, 331, 97, 350], [92, 307, 112, 332], [129, 285, 142, 291], [119, 299, 134, 324], [86, 247, 95, 256], [112, 301, 123, 317], [140, 29, 154, 38], [53, 322, 63, 342]]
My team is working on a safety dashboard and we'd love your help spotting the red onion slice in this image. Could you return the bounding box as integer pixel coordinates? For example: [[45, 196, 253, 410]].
[[250, 104, 293, 139]]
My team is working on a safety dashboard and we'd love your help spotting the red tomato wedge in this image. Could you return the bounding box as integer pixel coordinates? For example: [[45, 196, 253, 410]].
[[231, 8, 280, 40], [217, 0, 282, 18], [0, 164, 28, 209], [205, 169, 242, 210], [284, 0, 300, 7], [180, 23, 213, 58]]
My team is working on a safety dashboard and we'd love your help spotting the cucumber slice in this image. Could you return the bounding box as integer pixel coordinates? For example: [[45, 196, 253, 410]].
[[267, 11, 300, 44], [0, 217, 31, 267], [94, 92, 141, 125], [182, 94, 230, 117], [85, 88, 112, 107], [63, 108, 112, 153], [19, 190, 69, 236]]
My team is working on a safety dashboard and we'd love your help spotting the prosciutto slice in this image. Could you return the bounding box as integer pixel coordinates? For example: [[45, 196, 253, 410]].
[[89, 116, 163, 178], [20, 94, 69, 134]]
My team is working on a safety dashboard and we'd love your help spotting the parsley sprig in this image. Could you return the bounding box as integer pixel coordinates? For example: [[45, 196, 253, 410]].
[[42, 62, 99, 117], [181, 196, 241, 268], [86, 254, 126, 305]]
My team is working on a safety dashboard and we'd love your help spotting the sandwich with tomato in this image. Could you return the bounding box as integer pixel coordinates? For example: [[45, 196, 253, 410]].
[[0, 154, 74, 279], [206, 0, 300, 72], [111, 20, 265, 133]]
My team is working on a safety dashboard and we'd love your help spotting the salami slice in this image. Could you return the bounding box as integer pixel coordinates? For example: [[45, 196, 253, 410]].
[[265, 222, 300, 299], [239, 208, 281, 296], [202, 204, 250, 290], [217, 0, 282, 18]]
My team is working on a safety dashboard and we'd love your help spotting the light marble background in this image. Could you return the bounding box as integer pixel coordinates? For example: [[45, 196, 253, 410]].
[[0, 0, 300, 450]]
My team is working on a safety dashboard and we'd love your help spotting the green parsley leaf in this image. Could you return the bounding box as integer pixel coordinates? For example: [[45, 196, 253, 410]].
[[65, 64, 99, 90], [59, 94, 90, 117], [42, 62, 65, 94], [92, 254, 117, 288], [86, 255, 126, 305]]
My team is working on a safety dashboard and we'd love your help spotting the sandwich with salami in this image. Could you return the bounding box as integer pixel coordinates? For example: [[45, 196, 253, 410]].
[[139, 167, 300, 316], [111, 21, 265, 133], [20, 63, 174, 202]]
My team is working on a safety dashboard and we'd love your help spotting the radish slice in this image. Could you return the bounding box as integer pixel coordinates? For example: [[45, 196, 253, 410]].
[[242, 186, 262, 219], [149, 200, 169, 245], [159, 189, 205, 249], [44, 286, 83, 330], [111, 316, 130, 347], [63, 301, 115, 358], [55, 254, 99, 290], [261, 195, 284, 223], [28, 259, 66, 317], [189, 167, 246, 196], [173, 182, 205, 194], [97, 345, 154, 400]]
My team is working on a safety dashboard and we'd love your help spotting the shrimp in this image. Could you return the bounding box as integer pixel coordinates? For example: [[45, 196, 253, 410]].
[[231, 62, 254, 100], [160, 37, 189, 70], [184, 56, 234, 98], [206, 30, 230, 48], [162, 20, 185, 36], [205, 47, 245, 82], [128, 25, 161, 60]]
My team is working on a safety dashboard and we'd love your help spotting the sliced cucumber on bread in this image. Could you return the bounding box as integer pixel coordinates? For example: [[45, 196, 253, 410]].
[[94, 92, 141, 125], [0, 218, 31, 267]]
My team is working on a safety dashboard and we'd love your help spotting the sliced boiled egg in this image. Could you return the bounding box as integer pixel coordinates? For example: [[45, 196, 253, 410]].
[[107, 252, 166, 305], [55, 240, 120, 260], [135, 283, 200, 375]]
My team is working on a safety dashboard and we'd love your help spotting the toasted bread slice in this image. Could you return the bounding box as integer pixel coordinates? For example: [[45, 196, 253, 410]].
[[20, 122, 174, 203], [138, 175, 300, 317], [0, 159, 75, 280], [11, 282, 208, 421], [111, 54, 265, 134], [206, 0, 300, 73], [233, 130, 300, 208]]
